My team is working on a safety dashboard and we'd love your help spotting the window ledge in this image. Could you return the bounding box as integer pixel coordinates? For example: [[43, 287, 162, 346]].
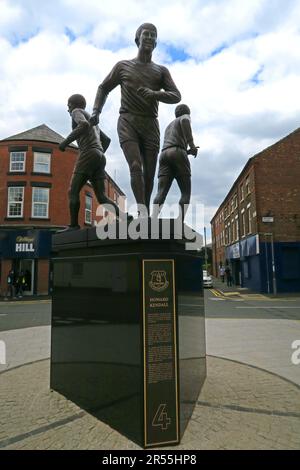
[[7, 172, 27, 176], [5, 217, 24, 221], [29, 217, 50, 221], [31, 172, 52, 177]]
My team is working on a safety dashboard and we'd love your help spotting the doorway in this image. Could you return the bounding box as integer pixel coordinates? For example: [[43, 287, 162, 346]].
[[13, 259, 35, 295]]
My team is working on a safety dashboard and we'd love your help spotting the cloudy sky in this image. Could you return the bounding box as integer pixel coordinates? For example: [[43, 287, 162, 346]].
[[1, 0, 300, 239]]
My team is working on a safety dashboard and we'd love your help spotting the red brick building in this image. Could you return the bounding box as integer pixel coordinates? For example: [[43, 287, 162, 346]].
[[211, 127, 300, 293], [0, 124, 126, 297]]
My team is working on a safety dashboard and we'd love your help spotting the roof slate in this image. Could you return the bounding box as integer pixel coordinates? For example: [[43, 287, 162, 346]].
[[2, 124, 77, 148]]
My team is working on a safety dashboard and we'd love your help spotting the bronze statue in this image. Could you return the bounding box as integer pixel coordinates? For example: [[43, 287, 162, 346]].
[[59, 94, 129, 230], [90, 23, 181, 215], [152, 104, 199, 221]]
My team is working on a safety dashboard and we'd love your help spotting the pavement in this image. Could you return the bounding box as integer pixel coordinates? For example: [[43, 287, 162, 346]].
[[0, 293, 300, 450], [0, 295, 51, 303], [206, 277, 300, 386], [211, 276, 300, 299]]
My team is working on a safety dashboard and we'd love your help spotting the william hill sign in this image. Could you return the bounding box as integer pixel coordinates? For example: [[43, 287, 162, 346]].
[[15, 236, 35, 253], [0, 230, 52, 258]]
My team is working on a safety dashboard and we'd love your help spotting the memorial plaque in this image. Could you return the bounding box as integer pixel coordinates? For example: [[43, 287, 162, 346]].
[[142, 259, 179, 447]]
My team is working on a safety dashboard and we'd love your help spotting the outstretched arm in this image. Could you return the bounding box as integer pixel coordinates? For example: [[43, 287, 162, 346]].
[[181, 116, 199, 157], [90, 62, 121, 125], [59, 110, 89, 151]]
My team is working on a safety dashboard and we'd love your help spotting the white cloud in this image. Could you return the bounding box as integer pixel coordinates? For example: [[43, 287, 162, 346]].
[[0, 0, 22, 28], [0, 0, 300, 240]]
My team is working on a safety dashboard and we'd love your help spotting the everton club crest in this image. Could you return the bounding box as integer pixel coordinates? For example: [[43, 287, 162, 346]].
[[149, 270, 169, 292]]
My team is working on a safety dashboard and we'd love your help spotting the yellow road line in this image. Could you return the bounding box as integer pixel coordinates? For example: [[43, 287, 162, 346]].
[[210, 289, 230, 299], [210, 289, 224, 298]]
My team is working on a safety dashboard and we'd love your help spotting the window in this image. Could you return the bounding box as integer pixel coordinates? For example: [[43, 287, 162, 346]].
[[245, 177, 250, 195], [85, 194, 92, 224], [240, 184, 244, 201], [232, 221, 236, 241], [7, 187, 24, 217], [241, 211, 246, 237], [33, 152, 51, 173], [235, 217, 239, 241], [233, 194, 238, 210], [247, 208, 252, 234], [32, 188, 49, 218], [10, 152, 26, 172]]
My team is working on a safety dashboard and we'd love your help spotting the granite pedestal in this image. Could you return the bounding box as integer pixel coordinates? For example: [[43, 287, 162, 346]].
[[50, 222, 206, 448]]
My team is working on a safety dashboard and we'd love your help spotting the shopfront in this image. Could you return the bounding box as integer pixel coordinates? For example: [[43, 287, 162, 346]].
[[0, 229, 53, 296], [226, 235, 260, 288], [226, 241, 241, 286]]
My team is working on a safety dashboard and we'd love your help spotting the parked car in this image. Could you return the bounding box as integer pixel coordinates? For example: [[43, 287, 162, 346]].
[[203, 270, 213, 288]]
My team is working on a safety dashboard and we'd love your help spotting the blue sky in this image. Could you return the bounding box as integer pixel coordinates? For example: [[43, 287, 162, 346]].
[[1, 0, 300, 237]]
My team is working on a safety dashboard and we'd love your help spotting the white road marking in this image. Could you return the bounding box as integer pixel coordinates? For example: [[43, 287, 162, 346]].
[[236, 306, 300, 309], [180, 304, 203, 307]]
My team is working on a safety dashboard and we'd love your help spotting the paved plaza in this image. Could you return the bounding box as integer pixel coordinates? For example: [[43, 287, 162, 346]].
[[1, 286, 300, 450]]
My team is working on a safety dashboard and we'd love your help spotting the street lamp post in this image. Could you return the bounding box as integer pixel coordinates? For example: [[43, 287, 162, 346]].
[[204, 227, 208, 272], [270, 232, 277, 295], [264, 238, 270, 294]]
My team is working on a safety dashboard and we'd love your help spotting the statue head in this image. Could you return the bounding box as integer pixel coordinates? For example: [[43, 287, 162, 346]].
[[67, 94, 86, 113], [135, 23, 157, 51], [175, 104, 191, 118]]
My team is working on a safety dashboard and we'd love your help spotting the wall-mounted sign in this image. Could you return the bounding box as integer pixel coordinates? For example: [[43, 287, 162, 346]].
[[232, 243, 240, 259], [0, 230, 52, 258], [15, 236, 35, 253], [262, 217, 274, 223]]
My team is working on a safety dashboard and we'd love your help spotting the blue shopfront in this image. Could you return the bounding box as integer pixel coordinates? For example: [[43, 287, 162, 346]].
[[0, 229, 53, 295], [226, 235, 300, 293]]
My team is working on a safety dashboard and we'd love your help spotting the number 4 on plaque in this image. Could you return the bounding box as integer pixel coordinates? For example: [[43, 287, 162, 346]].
[[152, 404, 171, 431]]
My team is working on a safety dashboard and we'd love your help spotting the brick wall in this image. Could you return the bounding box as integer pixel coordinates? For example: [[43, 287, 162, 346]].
[[36, 259, 49, 295], [0, 259, 12, 297], [255, 129, 300, 242], [211, 128, 300, 276], [0, 140, 125, 228]]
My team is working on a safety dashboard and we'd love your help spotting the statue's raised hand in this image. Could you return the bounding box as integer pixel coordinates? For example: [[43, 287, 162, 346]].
[[90, 112, 100, 126]]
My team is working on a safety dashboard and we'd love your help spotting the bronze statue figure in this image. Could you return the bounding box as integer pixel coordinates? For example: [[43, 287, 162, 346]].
[[59, 94, 129, 230], [90, 23, 181, 215], [152, 104, 199, 221]]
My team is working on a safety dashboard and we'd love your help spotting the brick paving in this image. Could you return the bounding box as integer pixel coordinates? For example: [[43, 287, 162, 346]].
[[0, 356, 300, 450]]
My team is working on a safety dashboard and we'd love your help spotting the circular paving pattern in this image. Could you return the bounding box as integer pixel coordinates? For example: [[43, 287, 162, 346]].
[[1, 356, 300, 450]]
